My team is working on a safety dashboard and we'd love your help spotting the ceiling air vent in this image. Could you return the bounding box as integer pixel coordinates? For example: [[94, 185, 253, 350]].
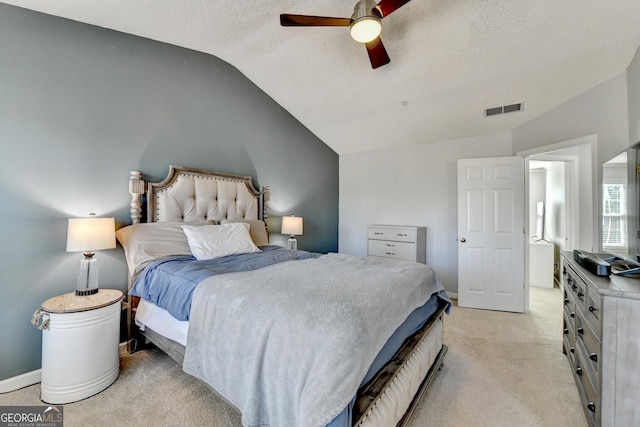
[[485, 106, 503, 117], [484, 102, 523, 117]]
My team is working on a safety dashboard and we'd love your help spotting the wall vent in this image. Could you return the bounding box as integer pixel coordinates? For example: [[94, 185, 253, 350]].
[[484, 102, 523, 117]]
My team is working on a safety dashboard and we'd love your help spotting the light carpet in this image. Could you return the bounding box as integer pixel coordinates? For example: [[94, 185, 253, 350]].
[[0, 287, 586, 426]]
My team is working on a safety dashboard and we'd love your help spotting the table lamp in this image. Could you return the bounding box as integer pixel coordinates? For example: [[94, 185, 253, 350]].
[[281, 215, 303, 250], [66, 215, 116, 296]]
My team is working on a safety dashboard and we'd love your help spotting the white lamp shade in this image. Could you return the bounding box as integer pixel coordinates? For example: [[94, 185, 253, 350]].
[[281, 216, 303, 236], [66, 217, 116, 252]]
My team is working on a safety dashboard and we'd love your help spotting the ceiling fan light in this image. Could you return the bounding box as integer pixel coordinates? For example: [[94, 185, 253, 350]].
[[350, 17, 381, 43]]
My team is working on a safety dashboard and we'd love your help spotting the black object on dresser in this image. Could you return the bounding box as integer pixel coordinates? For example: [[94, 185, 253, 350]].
[[573, 250, 611, 277]]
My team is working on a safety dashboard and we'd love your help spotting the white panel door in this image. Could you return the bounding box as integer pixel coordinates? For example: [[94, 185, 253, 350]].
[[457, 157, 525, 312]]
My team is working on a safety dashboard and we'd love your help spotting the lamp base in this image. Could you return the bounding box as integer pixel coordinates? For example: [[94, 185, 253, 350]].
[[287, 236, 298, 251], [77, 255, 99, 296], [76, 288, 99, 296]]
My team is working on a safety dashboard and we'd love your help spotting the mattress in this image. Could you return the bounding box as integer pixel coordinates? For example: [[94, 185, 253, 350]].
[[135, 298, 188, 346], [356, 318, 445, 426]]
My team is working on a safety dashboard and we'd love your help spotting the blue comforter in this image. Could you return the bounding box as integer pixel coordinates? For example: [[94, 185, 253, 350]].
[[130, 245, 320, 321]]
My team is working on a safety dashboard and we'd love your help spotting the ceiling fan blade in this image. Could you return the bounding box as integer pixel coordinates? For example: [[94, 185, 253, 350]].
[[365, 37, 391, 69], [373, 0, 412, 18], [280, 14, 351, 27]]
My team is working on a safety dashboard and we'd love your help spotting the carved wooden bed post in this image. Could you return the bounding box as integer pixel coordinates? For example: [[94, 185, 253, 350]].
[[129, 171, 145, 224], [262, 186, 270, 231]]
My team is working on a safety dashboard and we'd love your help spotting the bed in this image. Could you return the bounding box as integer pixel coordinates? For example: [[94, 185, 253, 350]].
[[118, 165, 451, 427]]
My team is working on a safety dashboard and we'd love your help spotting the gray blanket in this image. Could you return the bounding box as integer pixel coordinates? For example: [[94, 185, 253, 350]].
[[183, 253, 445, 427]]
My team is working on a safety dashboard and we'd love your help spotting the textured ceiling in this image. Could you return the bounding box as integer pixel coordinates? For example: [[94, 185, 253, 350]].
[[4, 0, 640, 154]]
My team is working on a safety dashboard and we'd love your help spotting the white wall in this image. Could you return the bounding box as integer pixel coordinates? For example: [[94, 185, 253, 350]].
[[628, 46, 640, 146], [546, 162, 566, 251], [339, 132, 513, 294], [512, 72, 630, 166], [339, 46, 640, 296], [513, 71, 631, 254], [528, 165, 547, 238]]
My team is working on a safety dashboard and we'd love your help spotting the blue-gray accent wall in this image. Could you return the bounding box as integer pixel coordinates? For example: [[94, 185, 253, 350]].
[[0, 4, 338, 381]]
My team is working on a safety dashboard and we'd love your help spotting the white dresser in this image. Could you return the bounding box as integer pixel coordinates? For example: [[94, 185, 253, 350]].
[[529, 239, 554, 287], [561, 252, 640, 426], [367, 225, 426, 264]]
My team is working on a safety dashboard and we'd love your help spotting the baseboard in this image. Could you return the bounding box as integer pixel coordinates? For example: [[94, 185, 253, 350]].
[[448, 292, 458, 299], [0, 369, 41, 394]]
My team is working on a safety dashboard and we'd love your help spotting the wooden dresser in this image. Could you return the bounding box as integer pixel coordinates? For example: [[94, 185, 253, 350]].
[[367, 225, 426, 264], [561, 252, 640, 426]]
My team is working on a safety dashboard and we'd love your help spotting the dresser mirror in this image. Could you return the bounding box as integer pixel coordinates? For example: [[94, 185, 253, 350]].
[[602, 151, 629, 255], [601, 144, 640, 272]]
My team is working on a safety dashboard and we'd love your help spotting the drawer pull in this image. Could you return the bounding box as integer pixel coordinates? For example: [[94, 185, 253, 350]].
[[577, 327, 584, 335], [577, 292, 583, 298], [397, 233, 407, 237], [572, 284, 577, 291], [563, 328, 568, 335], [385, 252, 395, 256], [570, 347, 575, 354], [564, 298, 569, 305], [385, 243, 395, 247], [576, 367, 583, 376], [588, 306, 597, 313], [374, 232, 383, 235], [589, 353, 598, 363], [587, 402, 596, 413], [570, 312, 575, 318]]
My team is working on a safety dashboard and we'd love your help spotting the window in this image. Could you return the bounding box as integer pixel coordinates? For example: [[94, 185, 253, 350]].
[[602, 184, 626, 248]]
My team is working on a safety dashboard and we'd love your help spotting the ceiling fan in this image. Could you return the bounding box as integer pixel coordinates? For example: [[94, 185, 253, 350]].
[[280, 0, 412, 69]]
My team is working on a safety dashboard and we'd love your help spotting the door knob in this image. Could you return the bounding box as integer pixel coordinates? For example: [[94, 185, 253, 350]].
[[459, 237, 466, 243]]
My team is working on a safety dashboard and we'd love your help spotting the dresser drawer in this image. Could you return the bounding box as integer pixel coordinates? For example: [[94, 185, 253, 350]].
[[368, 240, 417, 261], [368, 227, 417, 243], [563, 286, 576, 325], [566, 266, 586, 313], [575, 343, 599, 426], [563, 315, 576, 367], [576, 309, 601, 385], [584, 285, 602, 338], [563, 285, 575, 309], [563, 304, 576, 331]]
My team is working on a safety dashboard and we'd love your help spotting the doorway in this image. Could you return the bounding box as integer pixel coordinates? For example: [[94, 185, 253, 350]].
[[527, 159, 569, 287], [519, 135, 597, 298]]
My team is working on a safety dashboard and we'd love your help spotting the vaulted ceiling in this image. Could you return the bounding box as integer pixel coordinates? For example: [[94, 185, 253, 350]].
[[4, 0, 640, 154]]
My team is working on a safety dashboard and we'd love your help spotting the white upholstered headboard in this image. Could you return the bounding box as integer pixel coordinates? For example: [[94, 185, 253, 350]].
[[128, 165, 269, 225]]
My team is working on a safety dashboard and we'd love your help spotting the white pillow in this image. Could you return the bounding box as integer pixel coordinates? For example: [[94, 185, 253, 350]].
[[220, 219, 269, 246], [181, 222, 261, 260]]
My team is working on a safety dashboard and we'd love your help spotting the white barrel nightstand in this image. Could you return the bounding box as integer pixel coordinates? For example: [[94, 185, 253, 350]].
[[38, 289, 123, 404]]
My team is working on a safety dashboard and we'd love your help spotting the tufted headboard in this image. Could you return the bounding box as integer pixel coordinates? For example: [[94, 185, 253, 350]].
[[128, 165, 269, 225]]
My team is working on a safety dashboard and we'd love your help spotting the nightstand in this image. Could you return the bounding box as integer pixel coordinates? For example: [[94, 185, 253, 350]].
[[39, 289, 123, 404]]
